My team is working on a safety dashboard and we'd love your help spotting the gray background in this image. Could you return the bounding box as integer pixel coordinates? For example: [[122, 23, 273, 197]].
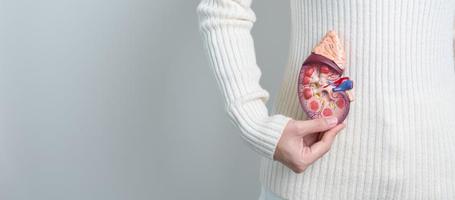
[[0, 0, 290, 199]]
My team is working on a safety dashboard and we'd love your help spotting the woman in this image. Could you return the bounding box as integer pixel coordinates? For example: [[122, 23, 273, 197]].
[[196, 0, 455, 199]]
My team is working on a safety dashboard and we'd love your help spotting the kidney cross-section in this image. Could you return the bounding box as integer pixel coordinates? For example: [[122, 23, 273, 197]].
[[298, 63, 350, 123]]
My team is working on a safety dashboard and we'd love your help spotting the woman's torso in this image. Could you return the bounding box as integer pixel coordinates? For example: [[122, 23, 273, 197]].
[[261, 0, 455, 199]]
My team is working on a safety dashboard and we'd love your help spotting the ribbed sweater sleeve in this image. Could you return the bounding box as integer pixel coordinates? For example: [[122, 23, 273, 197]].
[[196, 0, 292, 159]]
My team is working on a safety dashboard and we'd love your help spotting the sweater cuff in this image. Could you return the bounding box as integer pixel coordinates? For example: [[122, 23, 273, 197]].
[[227, 97, 293, 159]]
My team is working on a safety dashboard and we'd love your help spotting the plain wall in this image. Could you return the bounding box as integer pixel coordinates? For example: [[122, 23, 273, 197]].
[[0, 0, 290, 199]]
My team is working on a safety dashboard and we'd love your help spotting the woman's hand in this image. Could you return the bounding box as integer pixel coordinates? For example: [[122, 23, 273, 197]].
[[273, 117, 345, 173]]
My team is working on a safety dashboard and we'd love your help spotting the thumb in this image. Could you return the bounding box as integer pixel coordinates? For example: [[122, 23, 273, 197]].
[[294, 117, 338, 136]]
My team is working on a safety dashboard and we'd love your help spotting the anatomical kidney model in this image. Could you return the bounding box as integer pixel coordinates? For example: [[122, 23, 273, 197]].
[[297, 31, 354, 124]]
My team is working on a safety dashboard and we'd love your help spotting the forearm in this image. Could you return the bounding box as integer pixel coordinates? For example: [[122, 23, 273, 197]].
[[196, 0, 292, 159]]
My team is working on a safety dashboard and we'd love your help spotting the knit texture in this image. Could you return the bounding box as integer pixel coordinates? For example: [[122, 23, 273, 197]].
[[197, 0, 455, 199]]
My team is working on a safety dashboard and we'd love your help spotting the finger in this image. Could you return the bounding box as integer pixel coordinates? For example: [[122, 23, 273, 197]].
[[304, 124, 345, 163], [294, 117, 339, 136], [315, 119, 344, 140]]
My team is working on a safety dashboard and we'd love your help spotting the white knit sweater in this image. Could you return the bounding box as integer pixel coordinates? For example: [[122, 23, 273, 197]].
[[196, 0, 455, 199]]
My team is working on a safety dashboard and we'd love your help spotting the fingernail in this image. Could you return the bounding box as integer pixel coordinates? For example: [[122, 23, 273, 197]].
[[326, 117, 338, 127]]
